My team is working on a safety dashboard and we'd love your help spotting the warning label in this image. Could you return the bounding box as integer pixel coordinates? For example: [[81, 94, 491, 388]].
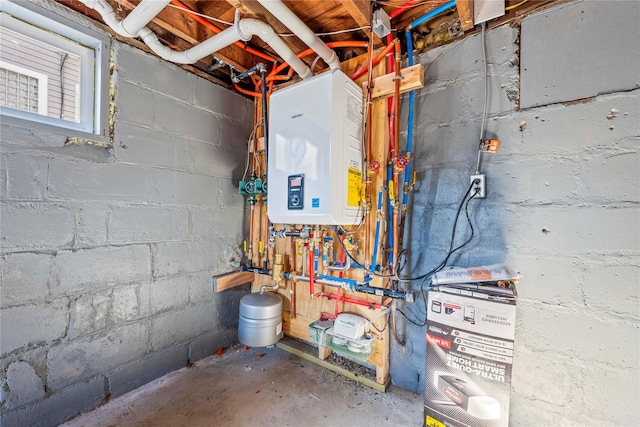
[[347, 167, 362, 207]]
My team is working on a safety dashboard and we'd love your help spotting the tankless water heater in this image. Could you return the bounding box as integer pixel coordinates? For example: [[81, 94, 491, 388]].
[[267, 69, 364, 225]]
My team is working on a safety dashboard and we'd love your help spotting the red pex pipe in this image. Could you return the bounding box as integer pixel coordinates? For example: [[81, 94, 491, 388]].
[[390, 0, 419, 19], [350, 42, 395, 81], [309, 244, 315, 297], [318, 292, 387, 310]]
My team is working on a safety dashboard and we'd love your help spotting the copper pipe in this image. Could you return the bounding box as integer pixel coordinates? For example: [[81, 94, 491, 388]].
[[392, 175, 400, 274], [393, 39, 401, 161], [249, 204, 255, 263], [385, 34, 395, 161], [362, 21, 375, 270]]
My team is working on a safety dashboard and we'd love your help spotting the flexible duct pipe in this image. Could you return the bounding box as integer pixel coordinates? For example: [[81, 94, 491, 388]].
[[80, 0, 312, 78], [257, 0, 340, 70]]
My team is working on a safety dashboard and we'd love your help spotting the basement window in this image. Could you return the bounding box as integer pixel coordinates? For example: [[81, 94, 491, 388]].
[[0, 0, 109, 136]]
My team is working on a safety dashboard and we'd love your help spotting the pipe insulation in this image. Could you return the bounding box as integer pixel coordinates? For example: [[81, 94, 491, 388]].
[[78, 0, 312, 78], [257, 0, 340, 70]]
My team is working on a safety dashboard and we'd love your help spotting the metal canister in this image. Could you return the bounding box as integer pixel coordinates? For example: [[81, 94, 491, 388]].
[[238, 292, 283, 347]]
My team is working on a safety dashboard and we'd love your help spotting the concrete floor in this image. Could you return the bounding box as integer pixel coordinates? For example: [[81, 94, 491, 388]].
[[61, 344, 423, 427]]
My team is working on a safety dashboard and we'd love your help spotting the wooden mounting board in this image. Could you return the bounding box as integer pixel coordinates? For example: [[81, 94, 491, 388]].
[[213, 271, 254, 292], [248, 52, 393, 388], [363, 64, 425, 99]]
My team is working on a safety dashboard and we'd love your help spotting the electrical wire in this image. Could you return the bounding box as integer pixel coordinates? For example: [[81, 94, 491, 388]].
[[476, 21, 488, 175], [395, 279, 428, 326], [505, 0, 529, 11], [310, 55, 322, 72], [395, 188, 478, 326], [336, 230, 396, 279], [167, 4, 371, 42], [398, 181, 477, 282], [369, 308, 390, 333], [167, 3, 233, 26], [279, 26, 371, 37]]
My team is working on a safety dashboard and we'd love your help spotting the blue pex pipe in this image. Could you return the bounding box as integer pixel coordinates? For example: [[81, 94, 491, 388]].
[[314, 247, 319, 272], [407, 0, 457, 30], [371, 189, 383, 269], [402, 0, 456, 207], [316, 274, 362, 285], [403, 29, 415, 208]]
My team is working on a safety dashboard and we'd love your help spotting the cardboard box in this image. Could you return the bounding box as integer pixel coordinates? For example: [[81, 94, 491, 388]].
[[424, 282, 517, 427]]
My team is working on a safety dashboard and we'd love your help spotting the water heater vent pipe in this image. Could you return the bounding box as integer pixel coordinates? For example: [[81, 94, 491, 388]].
[[78, 0, 312, 78], [257, 0, 341, 70], [79, 0, 171, 38]]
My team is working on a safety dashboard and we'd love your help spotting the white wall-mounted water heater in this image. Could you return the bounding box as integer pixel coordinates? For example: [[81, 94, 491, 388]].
[[267, 69, 364, 225]]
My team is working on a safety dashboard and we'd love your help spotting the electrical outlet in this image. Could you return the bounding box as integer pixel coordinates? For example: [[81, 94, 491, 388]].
[[470, 174, 486, 198]]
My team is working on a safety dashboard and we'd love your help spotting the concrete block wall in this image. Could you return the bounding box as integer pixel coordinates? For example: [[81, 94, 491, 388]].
[[391, 1, 639, 426], [0, 20, 253, 425]]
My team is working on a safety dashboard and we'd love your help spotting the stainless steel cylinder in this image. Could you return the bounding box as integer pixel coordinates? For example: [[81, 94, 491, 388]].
[[238, 292, 283, 347]]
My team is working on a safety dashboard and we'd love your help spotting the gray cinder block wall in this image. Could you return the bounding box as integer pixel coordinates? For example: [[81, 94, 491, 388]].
[[0, 11, 253, 426], [391, 1, 639, 426]]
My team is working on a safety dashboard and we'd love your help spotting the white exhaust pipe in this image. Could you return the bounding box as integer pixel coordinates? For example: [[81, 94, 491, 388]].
[[121, 0, 172, 36], [257, 0, 340, 70], [79, 0, 312, 78], [80, 0, 171, 38]]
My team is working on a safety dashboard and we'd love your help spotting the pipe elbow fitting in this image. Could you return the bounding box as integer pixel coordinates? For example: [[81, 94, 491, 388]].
[[238, 19, 262, 42]]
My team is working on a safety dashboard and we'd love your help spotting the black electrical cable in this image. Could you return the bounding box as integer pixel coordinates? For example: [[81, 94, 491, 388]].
[[398, 181, 477, 282], [395, 278, 429, 326], [336, 229, 396, 279], [370, 311, 389, 333], [396, 188, 479, 327]]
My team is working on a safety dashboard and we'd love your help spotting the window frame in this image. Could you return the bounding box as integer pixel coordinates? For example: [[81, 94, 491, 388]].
[[1, 61, 49, 115], [0, 0, 110, 138]]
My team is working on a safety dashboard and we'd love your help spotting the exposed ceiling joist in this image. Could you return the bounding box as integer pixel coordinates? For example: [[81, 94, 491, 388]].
[[113, 0, 254, 71], [339, 0, 381, 44]]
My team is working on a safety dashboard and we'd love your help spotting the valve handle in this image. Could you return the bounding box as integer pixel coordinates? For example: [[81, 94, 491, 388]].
[[395, 156, 408, 170]]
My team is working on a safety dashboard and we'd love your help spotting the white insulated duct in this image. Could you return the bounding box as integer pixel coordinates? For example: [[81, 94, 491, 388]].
[[257, 0, 340, 70], [79, 0, 312, 78]]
